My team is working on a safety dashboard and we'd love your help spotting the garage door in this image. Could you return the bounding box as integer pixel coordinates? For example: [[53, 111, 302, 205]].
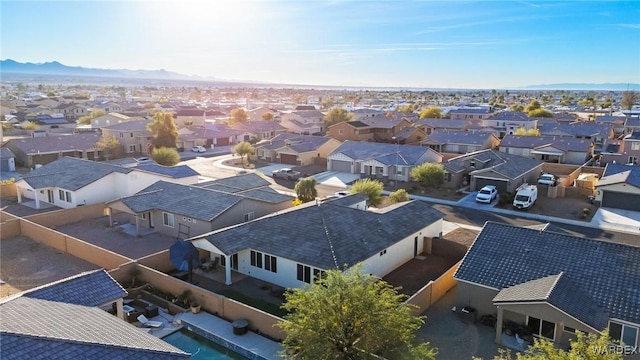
[[474, 177, 508, 193], [330, 159, 352, 173], [216, 137, 229, 146], [280, 153, 298, 165], [601, 191, 640, 211]]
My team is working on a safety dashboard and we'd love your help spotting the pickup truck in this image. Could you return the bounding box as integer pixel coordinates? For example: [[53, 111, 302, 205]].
[[272, 168, 302, 180]]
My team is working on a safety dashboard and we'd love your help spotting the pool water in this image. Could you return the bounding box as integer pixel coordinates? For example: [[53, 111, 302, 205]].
[[163, 329, 247, 359]]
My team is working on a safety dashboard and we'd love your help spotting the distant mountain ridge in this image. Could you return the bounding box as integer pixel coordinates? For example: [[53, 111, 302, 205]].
[[0, 59, 202, 81], [1, 59, 638, 90]]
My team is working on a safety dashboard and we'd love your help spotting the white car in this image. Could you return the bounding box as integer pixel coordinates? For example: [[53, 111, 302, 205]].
[[475, 185, 498, 203], [191, 146, 206, 153], [537, 173, 557, 186]]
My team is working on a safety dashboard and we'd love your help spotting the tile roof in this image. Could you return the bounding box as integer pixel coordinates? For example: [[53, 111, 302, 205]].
[[448, 108, 493, 115], [0, 297, 188, 360], [455, 222, 640, 326], [625, 117, 640, 127], [425, 130, 494, 145], [102, 119, 152, 132], [23, 269, 126, 307], [117, 181, 243, 221], [0, 147, 15, 159], [230, 120, 286, 133], [7, 133, 101, 154], [415, 118, 472, 129], [500, 135, 593, 152], [626, 130, 640, 140], [254, 134, 331, 153], [359, 115, 406, 128], [196, 200, 444, 270], [20, 157, 131, 191], [598, 163, 640, 187], [487, 111, 537, 122], [444, 149, 542, 179], [595, 115, 628, 124], [330, 140, 439, 166], [135, 163, 199, 179], [537, 122, 612, 137], [197, 173, 271, 192], [493, 273, 610, 330]]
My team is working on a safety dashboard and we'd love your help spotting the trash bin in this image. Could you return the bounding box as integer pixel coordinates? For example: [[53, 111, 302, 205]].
[[588, 196, 595, 204], [460, 306, 477, 324]]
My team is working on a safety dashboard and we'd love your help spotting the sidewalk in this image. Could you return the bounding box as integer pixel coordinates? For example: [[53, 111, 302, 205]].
[[405, 192, 640, 236]]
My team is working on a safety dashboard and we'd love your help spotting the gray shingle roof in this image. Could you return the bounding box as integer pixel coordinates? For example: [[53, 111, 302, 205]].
[[330, 140, 439, 166], [455, 222, 640, 326], [625, 117, 640, 127], [7, 133, 101, 154], [118, 181, 243, 221], [102, 119, 152, 131], [444, 149, 542, 179], [500, 135, 593, 152], [197, 173, 271, 192], [487, 111, 537, 122], [598, 163, 640, 187], [359, 116, 406, 128], [197, 200, 443, 270], [135, 163, 199, 179], [595, 115, 628, 124], [0, 297, 188, 360], [20, 157, 131, 191], [254, 133, 331, 152], [23, 269, 126, 307], [0, 147, 15, 159], [425, 130, 493, 145], [493, 273, 610, 330], [415, 118, 472, 130], [230, 120, 286, 132], [537, 122, 612, 137]]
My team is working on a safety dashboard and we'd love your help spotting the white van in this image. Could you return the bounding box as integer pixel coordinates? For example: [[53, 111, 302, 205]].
[[512, 183, 538, 210]]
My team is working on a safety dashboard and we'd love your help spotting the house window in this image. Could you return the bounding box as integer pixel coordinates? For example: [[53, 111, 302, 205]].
[[444, 172, 452, 182], [119, 133, 123, 138], [629, 156, 638, 164], [297, 264, 312, 283], [244, 212, 255, 222], [130, 132, 134, 137], [250, 250, 263, 268], [380, 249, 387, 256], [162, 212, 174, 227], [65, 191, 71, 202], [338, 129, 344, 135], [563, 326, 576, 334], [527, 316, 555, 340], [129, 145, 136, 152], [313, 268, 325, 281], [59, 189, 64, 200], [631, 142, 640, 151], [609, 321, 639, 347], [264, 254, 277, 273]]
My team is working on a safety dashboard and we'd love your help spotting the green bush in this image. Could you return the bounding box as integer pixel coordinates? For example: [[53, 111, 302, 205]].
[[498, 192, 514, 207]]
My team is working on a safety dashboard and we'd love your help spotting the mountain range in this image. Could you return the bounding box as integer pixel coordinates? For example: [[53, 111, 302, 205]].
[[1, 59, 639, 91]]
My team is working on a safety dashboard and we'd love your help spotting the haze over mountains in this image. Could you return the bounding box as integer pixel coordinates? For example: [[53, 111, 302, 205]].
[[1, 59, 639, 91]]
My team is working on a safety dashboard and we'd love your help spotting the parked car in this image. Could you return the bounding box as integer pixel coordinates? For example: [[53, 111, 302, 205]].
[[538, 173, 557, 186], [191, 145, 206, 153], [272, 168, 302, 180], [513, 183, 538, 210], [475, 185, 498, 203]]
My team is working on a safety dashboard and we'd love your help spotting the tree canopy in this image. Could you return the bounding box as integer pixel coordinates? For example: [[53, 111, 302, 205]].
[[388, 188, 410, 204], [410, 163, 445, 188], [294, 177, 318, 203], [350, 179, 384, 206], [514, 128, 541, 136], [419, 106, 443, 119], [324, 107, 353, 127], [621, 91, 638, 110], [20, 120, 39, 130], [151, 147, 180, 166], [77, 109, 106, 125], [277, 264, 437, 360], [147, 112, 178, 149], [261, 112, 275, 121], [527, 108, 554, 118], [233, 141, 254, 166], [229, 108, 249, 125], [96, 134, 124, 160]]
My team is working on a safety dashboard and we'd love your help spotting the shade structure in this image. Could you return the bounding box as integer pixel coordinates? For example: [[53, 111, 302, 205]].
[[169, 239, 199, 272]]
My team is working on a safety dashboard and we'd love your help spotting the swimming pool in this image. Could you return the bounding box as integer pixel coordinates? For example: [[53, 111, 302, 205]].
[[163, 329, 247, 359]]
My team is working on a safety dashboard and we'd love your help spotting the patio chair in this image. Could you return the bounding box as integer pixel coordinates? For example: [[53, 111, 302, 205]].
[[137, 314, 163, 328]]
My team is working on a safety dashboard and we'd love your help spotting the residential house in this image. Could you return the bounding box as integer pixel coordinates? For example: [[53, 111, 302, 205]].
[[189, 199, 444, 287], [624, 117, 640, 135], [4, 133, 102, 167], [54, 103, 90, 121], [499, 135, 594, 165], [14, 156, 198, 209], [0, 148, 16, 172], [594, 163, 640, 211], [421, 130, 500, 154], [327, 140, 442, 182], [90, 112, 143, 129], [230, 120, 287, 142], [279, 109, 325, 135], [537, 122, 614, 148], [447, 107, 494, 120], [0, 270, 188, 359], [415, 118, 475, 135], [483, 111, 539, 138], [253, 133, 341, 166], [175, 109, 225, 127], [552, 112, 580, 123], [101, 119, 153, 156], [326, 117, 420, 144], [107, 175, 293, 238], [454, 222, 640, 350], [197, 124, 247, 147], [29, 113, 76, 131], [247, 107, 277, 122], [595, 115, 627, 136], [442, 149, 543, 192], [599, 131, 640, 166], [93, 101, 123, 114]]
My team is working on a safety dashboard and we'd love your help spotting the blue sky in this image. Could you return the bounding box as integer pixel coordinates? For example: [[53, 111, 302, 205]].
[[1, 1, 639, 89]]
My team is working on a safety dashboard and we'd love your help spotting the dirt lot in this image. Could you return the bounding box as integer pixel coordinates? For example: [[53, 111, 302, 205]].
[[383, 228, 478, 296], [0, 236, 99, 297], [496, 193, 597, 222]]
